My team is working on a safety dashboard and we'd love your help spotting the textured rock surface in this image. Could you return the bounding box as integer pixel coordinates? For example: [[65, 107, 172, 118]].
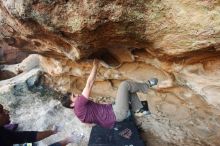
[[1, 0, 220, 60], [0, 67, 90, 146], [0, 0, 220, 146], [0, 42, 29, 65], [40, 54, 220, 146]]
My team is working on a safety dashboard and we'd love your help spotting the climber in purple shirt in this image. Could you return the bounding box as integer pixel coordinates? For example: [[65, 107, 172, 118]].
[[61, 59, 158, 129]]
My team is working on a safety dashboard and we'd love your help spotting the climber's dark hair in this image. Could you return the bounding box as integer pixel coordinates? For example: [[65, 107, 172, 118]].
[[60, 92, 74, 109]]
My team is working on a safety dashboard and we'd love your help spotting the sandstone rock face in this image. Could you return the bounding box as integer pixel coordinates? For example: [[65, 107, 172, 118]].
[[1, 0, 220, 60], [0, 0, 220, 146], [0, 42, 29, 65], [40, 54, 220, 146]]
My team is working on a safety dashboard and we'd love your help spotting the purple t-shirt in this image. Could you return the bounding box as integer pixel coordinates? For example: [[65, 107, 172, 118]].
[[74, 95, 116, 128]]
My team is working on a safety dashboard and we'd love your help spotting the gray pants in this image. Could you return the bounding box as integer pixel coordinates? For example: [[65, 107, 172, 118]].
[[112, 80, 149, 122]]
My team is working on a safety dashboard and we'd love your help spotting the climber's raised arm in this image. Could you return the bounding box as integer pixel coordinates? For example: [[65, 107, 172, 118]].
[[82, 59, 99, 99]]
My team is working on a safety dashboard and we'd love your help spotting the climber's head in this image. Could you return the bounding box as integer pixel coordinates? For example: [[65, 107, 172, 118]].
[[60, 92, 77, 109]]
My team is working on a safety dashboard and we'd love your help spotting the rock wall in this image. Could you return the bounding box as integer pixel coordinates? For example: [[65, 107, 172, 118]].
[[0, 42, 29, 65], [1, 0, 220, 60], [0, 0, 220, 146], [39, 53, 220, 146]]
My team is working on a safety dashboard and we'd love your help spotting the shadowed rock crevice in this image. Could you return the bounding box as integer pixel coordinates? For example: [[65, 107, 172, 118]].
[[0, 44, 30, 65], [88, 49, 121, 68], [0, 70, 16, 80], [147, 45, 220, 65]]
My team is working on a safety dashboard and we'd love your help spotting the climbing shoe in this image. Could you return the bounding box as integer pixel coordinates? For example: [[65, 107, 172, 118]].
[[134, 108, 151, 117], [147, 78, 158, 87]]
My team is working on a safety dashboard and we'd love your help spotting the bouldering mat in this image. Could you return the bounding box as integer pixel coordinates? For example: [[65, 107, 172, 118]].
[[88, 116, 145, 146]]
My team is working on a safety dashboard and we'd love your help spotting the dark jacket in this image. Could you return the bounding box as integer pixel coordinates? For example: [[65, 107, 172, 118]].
[[0, 126, 37, 146]]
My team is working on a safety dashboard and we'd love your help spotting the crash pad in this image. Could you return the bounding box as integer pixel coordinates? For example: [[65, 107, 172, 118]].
[[88, 116, 145, 146]]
